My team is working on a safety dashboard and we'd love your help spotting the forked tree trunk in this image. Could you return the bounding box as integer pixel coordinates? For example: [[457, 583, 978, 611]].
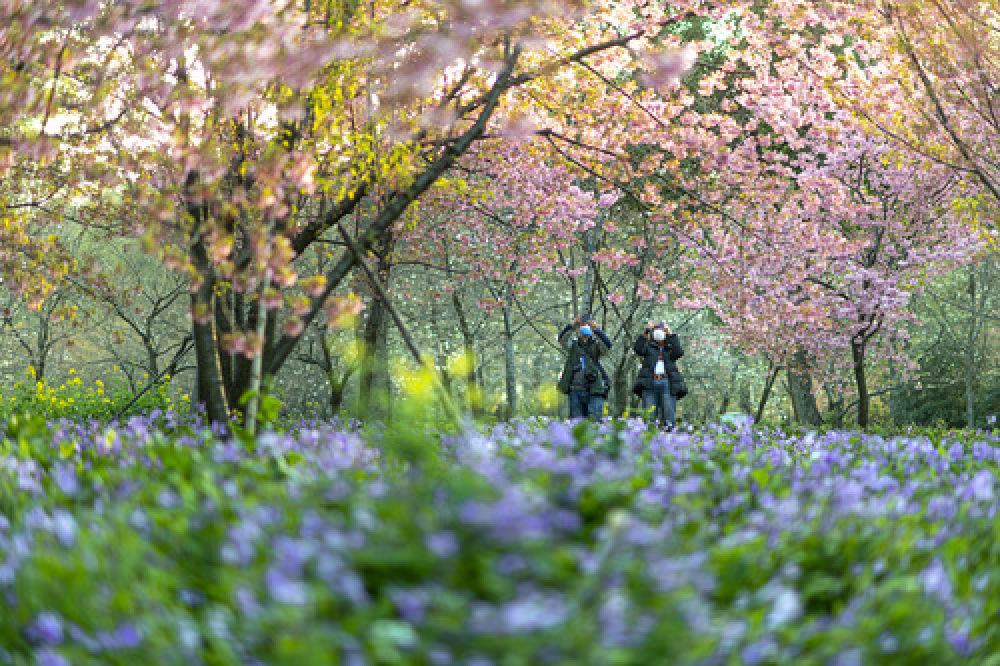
[[786, 350, 822, 426], [754, 361, 780, 425]]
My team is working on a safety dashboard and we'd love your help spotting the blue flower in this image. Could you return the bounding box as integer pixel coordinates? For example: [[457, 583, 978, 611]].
[[25, 612, 63, 645]]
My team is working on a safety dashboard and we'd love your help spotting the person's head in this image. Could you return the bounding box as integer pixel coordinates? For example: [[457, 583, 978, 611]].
[[651, 321, 668, 342], [577, 313, 594, 337]]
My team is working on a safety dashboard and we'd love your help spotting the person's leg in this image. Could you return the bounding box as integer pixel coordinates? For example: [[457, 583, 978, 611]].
[[641, 388, 657, 424], [569, 390, 587, 418], [588, 394, 605, 420], [652, 380, 667, 427], [663, 381, 677, 430]]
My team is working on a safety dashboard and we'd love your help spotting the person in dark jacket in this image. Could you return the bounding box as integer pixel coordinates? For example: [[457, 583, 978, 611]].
[[557, 313, 612, 420], [633, 321, 685, 430]]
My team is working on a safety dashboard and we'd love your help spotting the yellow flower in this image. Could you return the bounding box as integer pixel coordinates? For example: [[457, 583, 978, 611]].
[[395, 361, 435, 398], [535, 383, 561, 411], [446, 350, 474, 377]]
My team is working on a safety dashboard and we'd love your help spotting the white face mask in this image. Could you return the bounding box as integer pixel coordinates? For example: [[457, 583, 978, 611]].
[[652, 329, 666, 342]]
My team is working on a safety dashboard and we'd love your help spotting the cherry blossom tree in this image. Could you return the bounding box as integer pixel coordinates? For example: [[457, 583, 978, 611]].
[[414, 139, 601, 413], [647, 5, 987, 427], [511, 1, 989, 425], [0, 0, 704, 424], [5, 0, 994, 429]]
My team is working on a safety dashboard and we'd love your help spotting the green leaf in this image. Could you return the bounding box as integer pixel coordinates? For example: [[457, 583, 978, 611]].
[[750, 468, 769, 488]]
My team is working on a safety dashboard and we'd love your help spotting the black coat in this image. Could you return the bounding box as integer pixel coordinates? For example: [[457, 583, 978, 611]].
[[557, 325, 612, 395], [633, 333, 687, 398]]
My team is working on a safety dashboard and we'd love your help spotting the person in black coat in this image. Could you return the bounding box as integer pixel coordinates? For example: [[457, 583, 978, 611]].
[[633, 320, 685, 430], [557, 313, 612, 419]]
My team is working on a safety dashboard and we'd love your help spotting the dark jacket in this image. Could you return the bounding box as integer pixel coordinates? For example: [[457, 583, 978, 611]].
[[557, 325, 612, 395], [633, 332, 687, 398]]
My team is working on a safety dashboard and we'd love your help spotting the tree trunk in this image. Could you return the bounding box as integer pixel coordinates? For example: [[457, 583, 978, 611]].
[[188, 216, 231, 425], [245, 280, 268, 433], [852, 338, 869, 429], [965, 269, 978, 428], [738, 388, 754, 415], [355, 227, 393, 420], [430, 296, 451, 393], [143, 329, 159, 380], [754, 361, 780, 425], [580, 216, 604, 316], [786, 350, 822, 426], [214, 285, 255, 415], [476, 362, 486, 411], [718, 394, 730, 416], [319, 332, 352, 414], [829, 395, 845, 430], [213, 289, 234, 403], [567, 248, 579, 320], [359, 289, 390, 420], [719, 360, 740, 415], [33, 315, 49, 382], [191, 287, 230, 424], [452, 289, 483, 415], [502, 284, 517, 417], [886, 335, 902, 426], [608, 319, 638, 418], [230, 292, 254, 418], [610, 350, 630, 418]]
